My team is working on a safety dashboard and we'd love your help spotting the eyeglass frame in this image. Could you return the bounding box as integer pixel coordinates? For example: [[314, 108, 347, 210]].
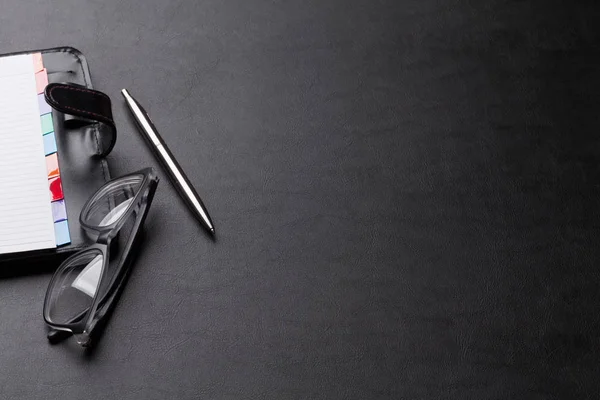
[[43, 167, 159, 347]]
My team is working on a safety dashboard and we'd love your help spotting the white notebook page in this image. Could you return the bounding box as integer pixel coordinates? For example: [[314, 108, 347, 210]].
[[0, 54, 56, 254]]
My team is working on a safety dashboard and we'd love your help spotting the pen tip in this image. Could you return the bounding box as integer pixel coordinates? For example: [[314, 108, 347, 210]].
[[210, 227, 216, 235]]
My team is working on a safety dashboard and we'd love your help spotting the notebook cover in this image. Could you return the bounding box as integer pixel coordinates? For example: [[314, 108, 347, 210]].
[[0, 47, 112, 269]]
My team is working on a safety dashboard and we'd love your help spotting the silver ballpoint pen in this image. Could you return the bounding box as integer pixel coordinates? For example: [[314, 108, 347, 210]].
[[121, 89, 216, 236]]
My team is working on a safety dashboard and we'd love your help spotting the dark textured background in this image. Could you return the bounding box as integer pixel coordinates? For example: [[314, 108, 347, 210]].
[[1, 0, 599, 398]]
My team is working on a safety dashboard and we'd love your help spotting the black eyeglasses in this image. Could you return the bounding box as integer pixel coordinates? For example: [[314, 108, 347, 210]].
[[43, 168, 159, 347]]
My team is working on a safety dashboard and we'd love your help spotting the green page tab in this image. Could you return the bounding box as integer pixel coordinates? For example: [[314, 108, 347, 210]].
[[40, 113, 53, 135]]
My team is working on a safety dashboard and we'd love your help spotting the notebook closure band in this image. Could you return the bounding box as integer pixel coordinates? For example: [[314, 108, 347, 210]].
[[44, 83, 116, 157]]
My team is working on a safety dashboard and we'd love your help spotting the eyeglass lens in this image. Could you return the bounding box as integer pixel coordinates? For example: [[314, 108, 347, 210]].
[[81, 174, 144, 228], [46, 250, 104, 325]]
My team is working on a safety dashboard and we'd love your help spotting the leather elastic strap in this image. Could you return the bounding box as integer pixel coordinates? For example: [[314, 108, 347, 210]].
[[44, 83, 116, 157]]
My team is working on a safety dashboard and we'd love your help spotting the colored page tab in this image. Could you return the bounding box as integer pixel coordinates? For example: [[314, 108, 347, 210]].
[[46, 153, 59, 178], [51, 200, 67, 222], [41, 113, 53, 134], [43, 132, 57, 155], [32, 53, 44, 73], [49, 176, 64, 201], [35, 69, 48, 94], [38, 93, 52, 114], [54, 220, 71, 246]]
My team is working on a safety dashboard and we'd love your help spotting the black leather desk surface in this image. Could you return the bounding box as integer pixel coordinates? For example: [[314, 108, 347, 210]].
[[1, 0, 598, 398]]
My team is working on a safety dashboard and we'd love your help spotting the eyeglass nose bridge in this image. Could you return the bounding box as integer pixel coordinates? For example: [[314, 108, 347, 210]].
[[96, 230, 111, 246]]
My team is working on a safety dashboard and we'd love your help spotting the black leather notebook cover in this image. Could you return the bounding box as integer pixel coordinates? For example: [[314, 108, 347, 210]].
[[0, 47, 112, 267]]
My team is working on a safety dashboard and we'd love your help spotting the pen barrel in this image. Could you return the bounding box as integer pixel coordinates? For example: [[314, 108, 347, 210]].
[[153, 143, 214, 230], [122, 89, 215, 233]]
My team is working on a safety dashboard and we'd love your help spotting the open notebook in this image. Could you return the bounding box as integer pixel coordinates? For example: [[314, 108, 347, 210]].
[[0, 53, 70, 255]]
